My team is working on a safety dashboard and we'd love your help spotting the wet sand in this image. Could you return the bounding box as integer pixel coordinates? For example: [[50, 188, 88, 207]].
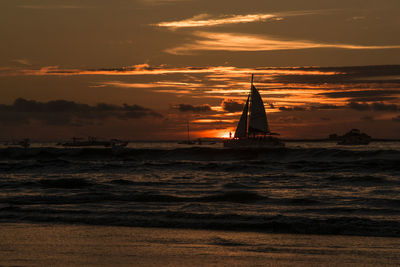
[[1, 223, 400, 266]]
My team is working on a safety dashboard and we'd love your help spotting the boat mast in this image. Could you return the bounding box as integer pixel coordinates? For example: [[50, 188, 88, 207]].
[[187, 120, 190, 143], [249, 74, 254, 138]]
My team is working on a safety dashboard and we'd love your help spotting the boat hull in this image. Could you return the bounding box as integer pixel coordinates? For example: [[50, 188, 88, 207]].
[[61, 140, 128, 148], [337, 140, 370, 145], [223, 137, 285, 148]]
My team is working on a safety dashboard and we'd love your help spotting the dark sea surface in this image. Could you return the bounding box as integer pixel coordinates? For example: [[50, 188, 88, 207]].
[[0, 141, 399, 237]]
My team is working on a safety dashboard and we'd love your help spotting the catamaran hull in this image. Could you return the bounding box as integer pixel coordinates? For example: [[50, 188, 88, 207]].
[[223, 138, 285, 148]]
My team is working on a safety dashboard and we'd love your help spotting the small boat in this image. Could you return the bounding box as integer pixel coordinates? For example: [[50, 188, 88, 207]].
[[7, 139, 30, 149], [223, 74, 284, 148], [61, 137, 128, 147], [337, 129, 371, 145], [109, 139, 129, 148]]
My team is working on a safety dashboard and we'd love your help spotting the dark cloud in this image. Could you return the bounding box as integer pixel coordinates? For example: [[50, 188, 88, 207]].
[[172, 104, 212, 113], [319, 90, 399, 99], [310, 104, 341, 110], [348, 101, 399, 111], [221, 99, 243, 112], [273, 73, 349, 84], [0, 98, 161, 126], [276, 104, 343, 112], [278, 107, 291, 111], [0, 112, 30, 126], [7, 98, 90, 113], [348, 102, 371, 111], [348, 96, 399, 102], [122, 104, 163, 118], [272, 65, 400, 85], [316, 65, 400, 81], [371, 102, 398, 112], [276, 116, 301, 123], [279, 106, 307, 111]]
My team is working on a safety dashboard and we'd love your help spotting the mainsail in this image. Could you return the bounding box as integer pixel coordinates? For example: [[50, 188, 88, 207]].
[[248, 84, 270, 134], [234, 94, 249, 138]]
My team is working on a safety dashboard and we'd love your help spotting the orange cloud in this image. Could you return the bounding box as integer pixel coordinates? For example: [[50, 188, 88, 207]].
[[155, 13, 277, 29], [99, 80, 203, 89], [166, 31, 400, 55], [3, 63, 398, 111], [154, 10, 322, 29], [0, 64, 339, 77], [192, 119, 235, 123]]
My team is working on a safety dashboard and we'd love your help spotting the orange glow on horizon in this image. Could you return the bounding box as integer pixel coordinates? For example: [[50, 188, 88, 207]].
[[195, 128, 235, 138]]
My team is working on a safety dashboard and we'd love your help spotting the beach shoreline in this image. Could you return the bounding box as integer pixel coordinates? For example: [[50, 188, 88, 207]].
[[1, 223, 400, 266]]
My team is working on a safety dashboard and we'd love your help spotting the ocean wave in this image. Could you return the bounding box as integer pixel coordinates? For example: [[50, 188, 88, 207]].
[[1, 147, 399, 162], [202, 190, 265, 203], [0, 147, 399, 175], [0, 190, 266, 205], [210, 237, 246, 247], [37, 178, 93, 189], [325, 175, 390, 185], [1, 206, 399, 237], [222, 182, 251, 189], [283, 197, 321, 205]]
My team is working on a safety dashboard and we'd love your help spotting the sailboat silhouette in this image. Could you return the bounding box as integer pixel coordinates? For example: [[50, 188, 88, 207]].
[[223, 74, 284, 148], [178, 120, 195, 144]]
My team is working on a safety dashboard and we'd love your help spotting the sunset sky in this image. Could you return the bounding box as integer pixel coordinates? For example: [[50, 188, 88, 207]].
[[1, 0, 400, 140]]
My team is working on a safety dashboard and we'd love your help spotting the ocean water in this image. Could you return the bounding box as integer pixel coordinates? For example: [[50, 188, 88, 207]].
[[0, 141, 399, 237]]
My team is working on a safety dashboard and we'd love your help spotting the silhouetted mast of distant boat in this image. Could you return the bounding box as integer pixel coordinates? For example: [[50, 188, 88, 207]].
[[178, 120, 195, 145], [187, 120, 190, 144]]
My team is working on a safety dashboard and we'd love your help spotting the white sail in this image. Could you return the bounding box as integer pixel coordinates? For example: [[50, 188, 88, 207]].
[[249, 85, 269, 134], [234, 95, 249, 138]]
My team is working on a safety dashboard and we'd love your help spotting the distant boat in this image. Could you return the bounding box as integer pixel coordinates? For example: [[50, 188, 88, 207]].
[[7, 138, 30, 149], [337, 129, 371, 145], [178, 121, 195, 145], [60, 137, 128, 147], [223, 74, 284, 148]]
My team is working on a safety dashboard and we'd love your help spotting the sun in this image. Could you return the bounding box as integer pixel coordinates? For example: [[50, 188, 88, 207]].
[[219, 131, 233, 138]]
